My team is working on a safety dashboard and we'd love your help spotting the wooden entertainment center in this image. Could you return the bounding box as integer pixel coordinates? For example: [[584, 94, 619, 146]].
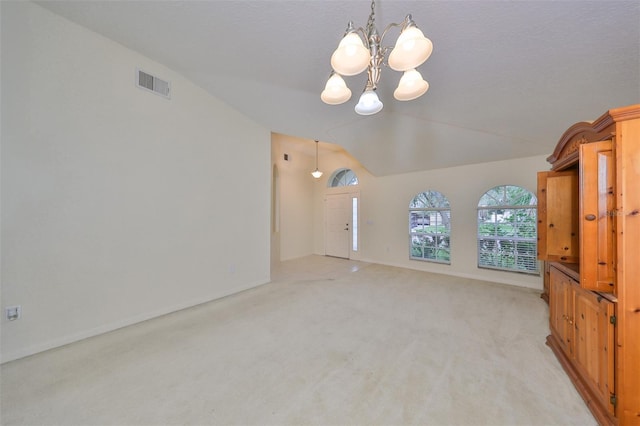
[[537, 105, 640, 425]]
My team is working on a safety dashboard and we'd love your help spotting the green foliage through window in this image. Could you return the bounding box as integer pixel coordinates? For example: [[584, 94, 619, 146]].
[[409, 190, 451, 264], [477, 185, 538, 274]]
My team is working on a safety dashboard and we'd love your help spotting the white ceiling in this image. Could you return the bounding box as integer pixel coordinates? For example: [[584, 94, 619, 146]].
[[37, 0, 640, 176]]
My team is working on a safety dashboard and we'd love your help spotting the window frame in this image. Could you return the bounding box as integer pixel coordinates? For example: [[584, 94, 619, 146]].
[[409, 191, 451, 264], [328, 168, 358, 188], [477, 185, 539, 275]]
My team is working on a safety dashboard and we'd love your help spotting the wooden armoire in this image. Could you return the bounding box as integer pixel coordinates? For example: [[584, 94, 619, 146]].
[[537, 104, 640, 425]]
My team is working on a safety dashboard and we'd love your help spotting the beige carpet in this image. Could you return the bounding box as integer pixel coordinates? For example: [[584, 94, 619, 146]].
[[1, 256, 595, 425]]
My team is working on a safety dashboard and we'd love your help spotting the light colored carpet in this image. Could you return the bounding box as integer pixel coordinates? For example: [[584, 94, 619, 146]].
[[1, 255, 595, 425]]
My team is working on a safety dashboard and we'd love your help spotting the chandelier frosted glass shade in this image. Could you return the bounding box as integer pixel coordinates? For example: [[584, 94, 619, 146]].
[[394, 69, 429, 101], [388, 26, 433, 71], [330, 33, 371, 76], [355, 89, 383, 115], [321, 73, 352, 105]]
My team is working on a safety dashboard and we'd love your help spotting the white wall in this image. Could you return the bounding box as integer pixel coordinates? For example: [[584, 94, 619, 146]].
[[271, 134, 316, 261], [357, 155, 548, 289], [1, 2, 271, 362]]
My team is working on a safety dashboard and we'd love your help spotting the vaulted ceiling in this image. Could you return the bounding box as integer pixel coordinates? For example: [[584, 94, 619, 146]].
[[37, 1, 640, 176]]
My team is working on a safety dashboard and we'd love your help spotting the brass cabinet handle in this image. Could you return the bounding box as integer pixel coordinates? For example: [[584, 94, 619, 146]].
[[585, 214, 596, 221]]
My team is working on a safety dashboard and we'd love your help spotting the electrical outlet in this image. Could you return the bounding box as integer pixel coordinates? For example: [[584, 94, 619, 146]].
[[6, 306, 21, 321]]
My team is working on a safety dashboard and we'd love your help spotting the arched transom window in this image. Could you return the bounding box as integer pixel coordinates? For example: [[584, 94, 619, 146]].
[[328, 168, 358, 187], [477, 185, 538, 274], [409, 190, 451, 264]]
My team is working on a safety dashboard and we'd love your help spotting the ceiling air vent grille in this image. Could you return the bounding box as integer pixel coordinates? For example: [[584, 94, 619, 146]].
[[136, 68, 171, 99]]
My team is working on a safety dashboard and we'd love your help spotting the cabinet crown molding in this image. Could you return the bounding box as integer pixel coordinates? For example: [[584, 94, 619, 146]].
[[547, 104, 640, 170]]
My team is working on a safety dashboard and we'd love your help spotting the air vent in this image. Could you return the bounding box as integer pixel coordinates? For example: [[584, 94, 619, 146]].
[[136, 68, 170, 99]]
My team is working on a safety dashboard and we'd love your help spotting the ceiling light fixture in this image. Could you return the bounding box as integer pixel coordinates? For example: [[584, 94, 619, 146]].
[[311, 140, 323, 179], [320, 0, 432, 116]]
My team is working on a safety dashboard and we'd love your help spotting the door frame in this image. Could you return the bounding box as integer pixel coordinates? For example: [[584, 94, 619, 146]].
[[324, 189, 360, 260]]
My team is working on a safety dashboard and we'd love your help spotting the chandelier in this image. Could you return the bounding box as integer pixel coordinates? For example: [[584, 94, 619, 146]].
[[320, 0, 433, 115]]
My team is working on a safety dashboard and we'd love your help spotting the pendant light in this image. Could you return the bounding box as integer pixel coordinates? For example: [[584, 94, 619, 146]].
[[311, 140, 323, 179]]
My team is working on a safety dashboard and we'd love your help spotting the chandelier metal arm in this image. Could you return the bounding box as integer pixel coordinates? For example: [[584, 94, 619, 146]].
[[354, 27, 370, 48], [340, 21, 370, 48], [379, 21, 404, 46]]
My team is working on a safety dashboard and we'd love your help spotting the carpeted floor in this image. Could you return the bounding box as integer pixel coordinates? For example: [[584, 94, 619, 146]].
[[1, 255, 595, 425]]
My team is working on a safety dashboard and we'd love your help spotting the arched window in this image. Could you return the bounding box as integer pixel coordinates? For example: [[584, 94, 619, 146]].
[[409, 190, 451, 264], [477, 185, 538, 274], [328, 168, 358, 187]]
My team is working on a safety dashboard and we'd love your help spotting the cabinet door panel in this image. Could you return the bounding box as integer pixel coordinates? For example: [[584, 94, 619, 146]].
[[573, 289, 616, 415], [580, 141, 615, 292], [538, 170, 579, 262], [549, 267, 573, 357]]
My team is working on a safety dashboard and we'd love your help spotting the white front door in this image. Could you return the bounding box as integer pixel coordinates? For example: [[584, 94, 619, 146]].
[[325, 194, 351, 259]]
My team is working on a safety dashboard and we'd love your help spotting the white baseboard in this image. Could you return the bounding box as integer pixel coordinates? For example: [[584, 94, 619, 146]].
[[1, 279, 269, 364], [358, 257, 542, 291]]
